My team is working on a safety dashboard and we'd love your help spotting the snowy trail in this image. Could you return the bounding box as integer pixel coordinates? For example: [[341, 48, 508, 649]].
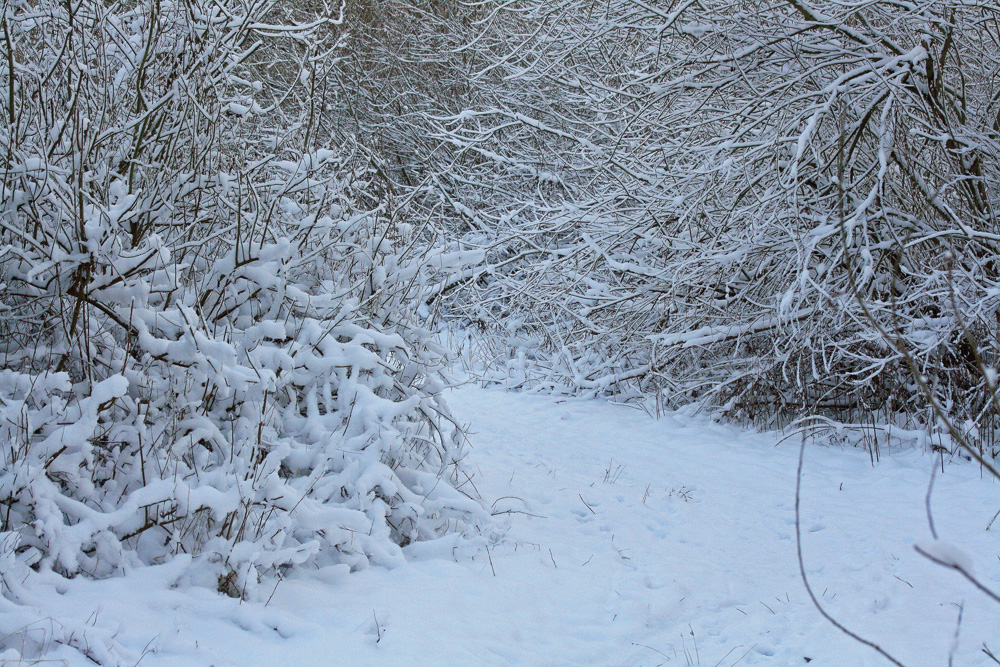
[[14, 385, 1000, 666]]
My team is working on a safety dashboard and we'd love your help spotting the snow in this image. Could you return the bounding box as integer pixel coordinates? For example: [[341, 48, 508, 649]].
[[4, 385, 999, 666], [913, 539, 977, 575]]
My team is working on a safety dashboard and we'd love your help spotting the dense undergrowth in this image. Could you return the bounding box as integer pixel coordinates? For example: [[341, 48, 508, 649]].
[[2, 0, 1000, 662], [407, 1, 1000, 458], [0, 0, 484, 644]]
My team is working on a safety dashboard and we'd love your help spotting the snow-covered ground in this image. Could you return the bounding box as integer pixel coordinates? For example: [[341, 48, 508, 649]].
[[5, 385, 999, 666]]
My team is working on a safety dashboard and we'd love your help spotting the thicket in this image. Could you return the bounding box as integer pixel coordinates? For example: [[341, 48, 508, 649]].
[[0, 1, 483, 657], [425, 0, 1000, 456], [3, 0, 1000, 661]]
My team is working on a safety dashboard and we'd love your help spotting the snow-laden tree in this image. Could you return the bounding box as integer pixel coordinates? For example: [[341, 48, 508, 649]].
[[0, 1, 483, 652], [433, 1, 1000, 447], [629, 0, 1000, 431], [414, 1, 654, 392]]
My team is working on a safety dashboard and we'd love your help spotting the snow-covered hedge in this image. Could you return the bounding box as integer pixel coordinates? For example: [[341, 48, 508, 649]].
[[0, 0, 483, 618]]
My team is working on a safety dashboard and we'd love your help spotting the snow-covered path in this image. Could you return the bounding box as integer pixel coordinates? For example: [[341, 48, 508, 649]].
[[13, 386, 1000, 666]]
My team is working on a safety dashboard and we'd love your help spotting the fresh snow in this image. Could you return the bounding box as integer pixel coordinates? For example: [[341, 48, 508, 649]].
[[5, 385, 999, 666]]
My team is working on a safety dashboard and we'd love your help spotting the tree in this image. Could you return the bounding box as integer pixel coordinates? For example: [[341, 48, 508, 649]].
[[436, 0, 1000, 443]]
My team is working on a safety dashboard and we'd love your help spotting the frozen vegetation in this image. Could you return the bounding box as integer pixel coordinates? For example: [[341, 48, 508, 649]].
[[0, 0, 998, 664]]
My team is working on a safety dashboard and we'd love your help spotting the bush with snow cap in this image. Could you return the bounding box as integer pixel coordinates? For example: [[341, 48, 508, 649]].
[[0, 0, 483, 618]]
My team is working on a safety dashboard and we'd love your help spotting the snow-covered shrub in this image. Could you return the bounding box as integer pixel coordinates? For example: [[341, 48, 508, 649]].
[[423, 1, 686, 398], [622, 1, 1000, 430], [431, 1, 1000, 447], [0, 0, 483, 612]]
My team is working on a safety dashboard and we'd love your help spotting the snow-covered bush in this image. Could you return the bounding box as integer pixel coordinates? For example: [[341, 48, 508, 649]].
[[430, 1, 1000, 448], [401, 2, 648, 393], [0, 0, 483, 618], [623, 0, 1000, 431]]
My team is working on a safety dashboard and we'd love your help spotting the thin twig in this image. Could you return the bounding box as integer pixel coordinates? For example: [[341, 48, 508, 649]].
[[485, 544, 496, 577], [914, 545, 1000, 605], [796, 435, 908, 667]]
